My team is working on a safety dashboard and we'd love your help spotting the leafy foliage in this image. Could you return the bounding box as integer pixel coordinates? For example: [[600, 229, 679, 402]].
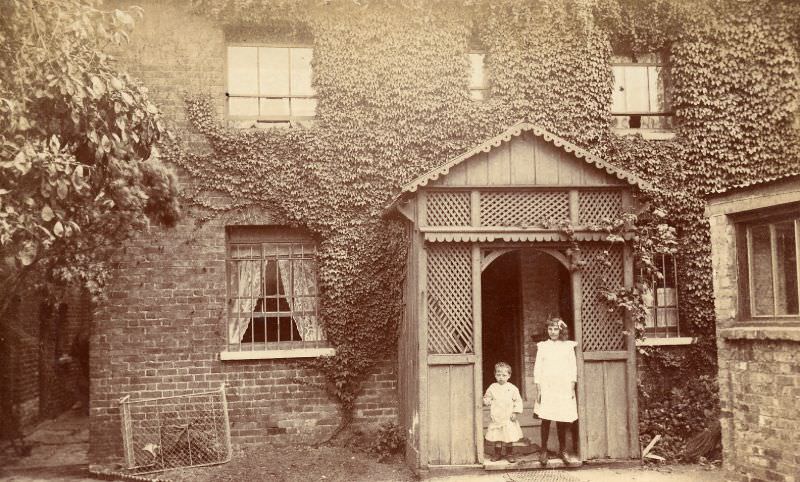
[[638, 345, 720, 462], [0, 0, 180, 310], [371, 422, 407, 462], [170, 0, 798, 445]]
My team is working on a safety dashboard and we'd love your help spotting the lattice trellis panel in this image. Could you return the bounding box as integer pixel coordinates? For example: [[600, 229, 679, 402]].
[[426, 244, 474, 354], [580, 244, 626, 352], [426, 191, 471, 226], [578, 191, 623, 225], [480, 191, 569, 227]]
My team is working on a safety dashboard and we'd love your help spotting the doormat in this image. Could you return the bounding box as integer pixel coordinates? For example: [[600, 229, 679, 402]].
[[503, 470, 582, 482]]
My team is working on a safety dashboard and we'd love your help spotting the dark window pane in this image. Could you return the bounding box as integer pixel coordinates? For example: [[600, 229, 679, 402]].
[[751, 224, 774, 316], [775, 221, 798, 315]]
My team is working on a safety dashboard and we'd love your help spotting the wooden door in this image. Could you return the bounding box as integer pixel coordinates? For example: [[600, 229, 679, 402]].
[[424, 244, 480, 465], [577, 244, 639, 460]]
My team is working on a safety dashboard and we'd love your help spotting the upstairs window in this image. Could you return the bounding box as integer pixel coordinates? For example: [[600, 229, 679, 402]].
[[738, 215, 799, 319], [611, 52, 672, 131], [468, 52, 489, 101], [641, 254, 681, 337], [226, 45, 316, 128], [226, 226, 324, 351]]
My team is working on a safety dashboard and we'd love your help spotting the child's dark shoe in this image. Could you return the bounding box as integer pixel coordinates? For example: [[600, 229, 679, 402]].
[[490, 446, 503, 462], [505, 446, 516, 463], [538, 450, 548, 466], [559, 451, 570, 464]]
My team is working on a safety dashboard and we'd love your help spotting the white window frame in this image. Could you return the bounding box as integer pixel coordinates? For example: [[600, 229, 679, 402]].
[[636, 254, 696, 346], [221, 226, 333, 360], [739, 215, 800, 321], [468, 51, 489, 101], [611, 52, 673, 134], [225, 44, 316, 128]]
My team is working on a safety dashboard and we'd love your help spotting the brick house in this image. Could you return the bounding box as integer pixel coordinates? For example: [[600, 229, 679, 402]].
[[706, 174, 800, 482], [87, 0, 793, 471]]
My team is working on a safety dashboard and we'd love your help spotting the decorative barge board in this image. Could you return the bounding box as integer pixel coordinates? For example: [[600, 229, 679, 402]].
[[388, 122, 650, 469]]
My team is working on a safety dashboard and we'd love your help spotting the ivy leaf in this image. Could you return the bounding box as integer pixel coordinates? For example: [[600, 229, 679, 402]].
[[53, 221, 64, 237], [91, 76, 106, 97], [18, 240, 37, 266], [42, 205, 55, 221], [57, 180, 69, 199]]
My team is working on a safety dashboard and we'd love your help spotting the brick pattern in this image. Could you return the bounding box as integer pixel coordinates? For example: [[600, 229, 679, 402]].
[[90, 1, 399, 464], [89, 214, 397, 462], [1, 289, 90, 434], [708, 211, 800, 482]]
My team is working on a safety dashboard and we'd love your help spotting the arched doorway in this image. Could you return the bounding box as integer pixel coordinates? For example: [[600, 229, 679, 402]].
[[481, 248, 575, 454]]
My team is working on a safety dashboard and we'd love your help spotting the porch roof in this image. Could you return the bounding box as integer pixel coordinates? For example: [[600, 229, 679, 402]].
[[387, 122, 652, 212]]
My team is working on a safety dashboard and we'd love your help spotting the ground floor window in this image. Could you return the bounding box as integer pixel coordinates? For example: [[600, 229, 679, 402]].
[[226, 226, 323, 349], [739, 215, 799, 318]]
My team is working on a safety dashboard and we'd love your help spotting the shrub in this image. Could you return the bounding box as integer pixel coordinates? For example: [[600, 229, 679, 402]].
[[371, 422, 406, 462]]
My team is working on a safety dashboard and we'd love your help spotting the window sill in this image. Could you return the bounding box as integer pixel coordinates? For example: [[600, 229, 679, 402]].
[[718, 325, 800, 342], [613, 128, 676, 141], [636, 336, 695, 346], [220, 347, 335, 360]]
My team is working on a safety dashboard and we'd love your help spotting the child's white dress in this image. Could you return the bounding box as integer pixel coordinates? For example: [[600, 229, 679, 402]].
[[483, 382, 524, 443], [533, 340, 578, 422]]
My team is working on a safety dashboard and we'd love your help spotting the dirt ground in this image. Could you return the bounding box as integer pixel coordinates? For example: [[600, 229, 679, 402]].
[[159, 444, 417, 482], [1, 409, 725, 482]]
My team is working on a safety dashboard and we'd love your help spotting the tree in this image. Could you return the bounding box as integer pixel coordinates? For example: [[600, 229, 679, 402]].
[[0, 0, 180, 313]]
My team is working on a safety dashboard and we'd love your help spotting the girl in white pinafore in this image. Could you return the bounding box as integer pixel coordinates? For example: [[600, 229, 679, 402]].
[[533, 318, 578, 466], [483, 361, 523, 462]]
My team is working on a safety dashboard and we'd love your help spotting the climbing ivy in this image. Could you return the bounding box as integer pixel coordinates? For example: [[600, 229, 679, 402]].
[[162, 0, 798, 448]]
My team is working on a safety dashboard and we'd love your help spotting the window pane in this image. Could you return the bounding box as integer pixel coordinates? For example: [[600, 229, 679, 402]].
[[611, 65, 627, 112], [259, 47, 290, 96], [260, 98, 290, 117], [624, 66, 650, 112], [751, 224, 774, 316], [291, 98, 317, 118], [227, 46, 259, 96], [775, 221, 798, 315], [649, 66, 669, 113], [228, 97, 260, 117], [469, 53, 486, 90], [290, 47, 314, 96]]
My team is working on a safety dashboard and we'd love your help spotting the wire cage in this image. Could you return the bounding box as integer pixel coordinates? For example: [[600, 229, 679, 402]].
[[119, 385, 231, 474]]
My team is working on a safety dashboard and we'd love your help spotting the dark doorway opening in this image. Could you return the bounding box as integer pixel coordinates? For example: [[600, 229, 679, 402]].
[[481, 251, 523, 391]]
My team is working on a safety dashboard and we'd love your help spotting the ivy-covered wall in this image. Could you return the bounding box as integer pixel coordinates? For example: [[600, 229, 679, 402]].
[[96, 0, 800, 463]]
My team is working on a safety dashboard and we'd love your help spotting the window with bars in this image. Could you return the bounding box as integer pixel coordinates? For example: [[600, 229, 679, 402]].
[[640, 254, 680, 337], [226, 45, 316, 128], [611, 52, 673, 131], [226, 227, 323, 350], [738, 215, 799, 319], [468, 52, 489, 101]]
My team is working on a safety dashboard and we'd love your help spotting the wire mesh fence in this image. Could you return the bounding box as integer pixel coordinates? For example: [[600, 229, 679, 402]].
[[120, 385, 231, 474]]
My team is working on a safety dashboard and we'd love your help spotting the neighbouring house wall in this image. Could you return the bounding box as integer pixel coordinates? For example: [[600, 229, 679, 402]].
[[0, 289, 91, 435], [707, 179, 800, 482], [90, 1, 398, 463]]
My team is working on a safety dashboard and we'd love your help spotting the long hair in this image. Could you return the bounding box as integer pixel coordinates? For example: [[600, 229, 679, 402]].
[[546, 317, 569, 341]]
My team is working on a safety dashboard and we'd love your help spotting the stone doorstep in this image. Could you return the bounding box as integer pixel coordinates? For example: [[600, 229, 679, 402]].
[[484, 452, 582, 471]]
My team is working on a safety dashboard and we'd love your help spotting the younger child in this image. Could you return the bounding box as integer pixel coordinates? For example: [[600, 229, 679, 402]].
[[483, 361, 523, 462], [533, 318, 578, 466]]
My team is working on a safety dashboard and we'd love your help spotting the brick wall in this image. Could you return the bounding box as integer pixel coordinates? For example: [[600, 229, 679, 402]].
[[89, 212, 398, 462], [0, 289, 90, 436], [90, 1, 397, 463], [707, 180, 800, 482]]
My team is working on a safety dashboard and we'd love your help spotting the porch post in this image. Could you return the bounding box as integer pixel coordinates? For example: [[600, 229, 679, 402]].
[[471, 244, 483, 463], [571, 268, 587, 460]]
